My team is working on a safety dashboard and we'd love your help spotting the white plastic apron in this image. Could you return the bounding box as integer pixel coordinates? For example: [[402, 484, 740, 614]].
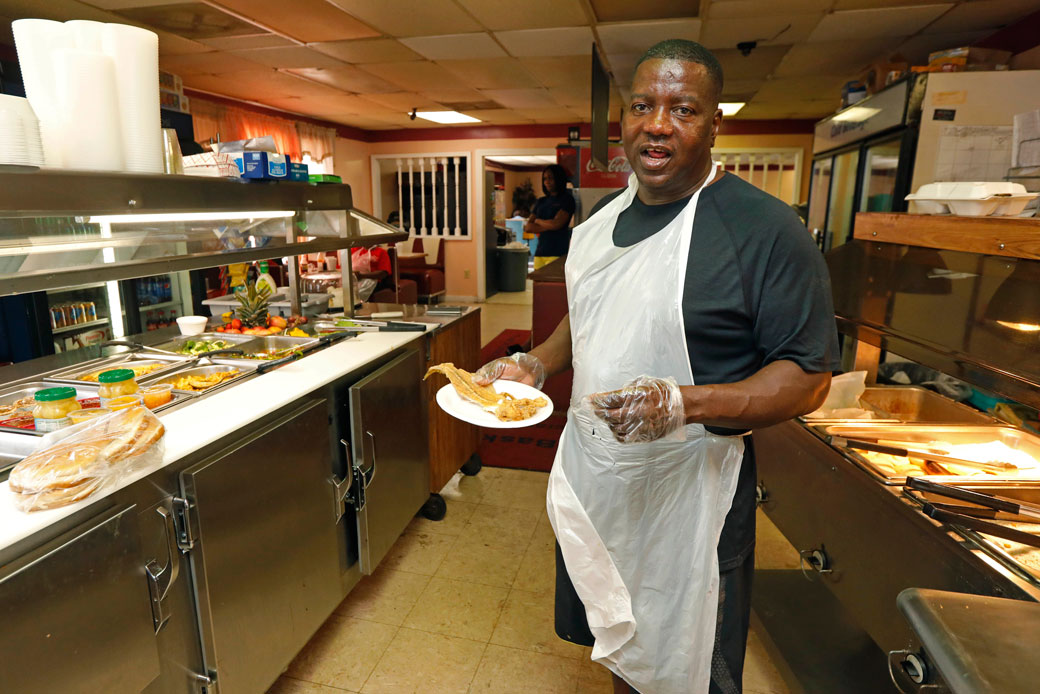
[[547, 164, 745, 694]]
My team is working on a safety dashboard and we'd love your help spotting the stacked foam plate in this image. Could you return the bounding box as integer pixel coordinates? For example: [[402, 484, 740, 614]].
[[0, 95, 45, 169]]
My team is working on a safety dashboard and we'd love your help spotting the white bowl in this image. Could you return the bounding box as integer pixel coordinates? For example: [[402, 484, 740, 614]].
[[176, 315, 209, 335]]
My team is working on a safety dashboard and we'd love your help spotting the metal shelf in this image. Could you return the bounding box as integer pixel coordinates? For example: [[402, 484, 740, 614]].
[[52, 317, 109, 334], [138, 300, 181, 312], [46, 282, 107, 294]]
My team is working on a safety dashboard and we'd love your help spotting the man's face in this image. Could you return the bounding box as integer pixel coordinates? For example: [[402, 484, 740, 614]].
[[622, 58, 722, 204]]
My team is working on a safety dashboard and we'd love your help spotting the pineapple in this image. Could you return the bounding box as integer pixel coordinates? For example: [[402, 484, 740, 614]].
[[234, 281, 272, 328]]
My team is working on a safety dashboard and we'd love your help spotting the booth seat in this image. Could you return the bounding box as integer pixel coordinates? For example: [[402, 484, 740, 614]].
[[399, 237, 446, 304]]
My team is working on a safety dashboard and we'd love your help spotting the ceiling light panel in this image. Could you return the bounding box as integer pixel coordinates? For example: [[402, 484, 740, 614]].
[[590, 0, 698, 23], [415, 111, 481, 124], [287, 66, 403, 94], [327, 0, 483, 37], [699, 14, 824, 50], [596, 19, 702, 55], [719, 102, 746, 116], [456, 0, 588, 31], [925, 0, 1040, 34], [360, 61, 470, 91], [494, 27, 595, 56], [461, 109, 535, 123], [807, 4, 954, 42], [215, 0, 381, 43], [309, 39, 423, 64], [438, 58, 541, 89], [230, 46, 349, 70], [400, 33, 507, 60]]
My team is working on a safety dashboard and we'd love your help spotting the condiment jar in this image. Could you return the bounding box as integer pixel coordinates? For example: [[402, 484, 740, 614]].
[[140, 384, 173, 409], [32, 387, 82, 432], [97, 368, 139, 407]]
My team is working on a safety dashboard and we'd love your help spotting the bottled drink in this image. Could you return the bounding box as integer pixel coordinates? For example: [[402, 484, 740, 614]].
[[163, 276, 172, 302], [157, 310, 167, 328]]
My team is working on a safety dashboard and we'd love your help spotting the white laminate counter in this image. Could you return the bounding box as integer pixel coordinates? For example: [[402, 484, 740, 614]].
[[0, 329, 428, 553]]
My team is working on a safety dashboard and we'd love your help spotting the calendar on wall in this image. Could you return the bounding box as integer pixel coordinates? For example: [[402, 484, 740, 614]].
[[934, 125, 1013, 182]]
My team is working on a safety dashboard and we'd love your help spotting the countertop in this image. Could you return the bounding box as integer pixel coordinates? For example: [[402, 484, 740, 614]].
[[0, 328, 429, 553]]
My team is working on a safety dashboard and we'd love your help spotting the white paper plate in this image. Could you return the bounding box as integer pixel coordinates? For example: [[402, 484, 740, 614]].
[[435, 380, 553, 429]]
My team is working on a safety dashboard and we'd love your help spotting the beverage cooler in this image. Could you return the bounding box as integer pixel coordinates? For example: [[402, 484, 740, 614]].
[[807, 75, 927, 252]]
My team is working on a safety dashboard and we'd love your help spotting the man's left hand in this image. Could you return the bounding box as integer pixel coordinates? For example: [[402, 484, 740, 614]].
[[588, 376, 685, 443]]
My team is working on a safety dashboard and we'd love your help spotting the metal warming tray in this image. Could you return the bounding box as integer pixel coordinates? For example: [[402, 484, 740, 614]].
[[214, 335, 319, 361], [45, 354, 187, 384], [815, 423, 1040, 486], [149, 362, 256, 394], [802, 385, 997, 424], [149, 333, 259, 355], [0, 381, 102, 436]]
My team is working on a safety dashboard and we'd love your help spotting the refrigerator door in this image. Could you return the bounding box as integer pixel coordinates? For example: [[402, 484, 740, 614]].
[[807, 157, 833, 248], [824, 149, 861, 250], [859, 137, 903, 213]]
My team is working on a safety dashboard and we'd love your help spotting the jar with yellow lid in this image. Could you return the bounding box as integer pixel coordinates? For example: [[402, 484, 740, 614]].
[[33, 387, 82, 432], [97, 369, 139, 407]]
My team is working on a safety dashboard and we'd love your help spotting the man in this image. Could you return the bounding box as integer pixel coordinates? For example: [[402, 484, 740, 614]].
[[476, 40, 838, 694]]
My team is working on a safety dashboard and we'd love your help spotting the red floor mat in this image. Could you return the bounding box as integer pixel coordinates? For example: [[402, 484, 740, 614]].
[[477, 412, 563, 473]]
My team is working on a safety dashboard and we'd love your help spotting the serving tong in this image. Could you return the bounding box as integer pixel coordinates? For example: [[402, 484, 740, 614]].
[[828, 434, 1017, 474], [903, 477, 1040, 549]]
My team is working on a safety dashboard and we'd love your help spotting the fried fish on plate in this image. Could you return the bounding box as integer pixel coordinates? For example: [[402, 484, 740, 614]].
[[424, 363, 547, 422]]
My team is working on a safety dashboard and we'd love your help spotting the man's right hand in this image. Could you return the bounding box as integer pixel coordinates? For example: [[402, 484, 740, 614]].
[[473, 353, 547, 390]]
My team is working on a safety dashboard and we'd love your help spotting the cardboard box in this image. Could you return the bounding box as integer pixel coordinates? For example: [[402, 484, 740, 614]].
[[160, 89, 190, 113], [158, 70, 183, 94], [237, 151, 290, 179], [860, 60, 908, 94], [288, 162, 309, 181], [928, 46, 1012, 72]]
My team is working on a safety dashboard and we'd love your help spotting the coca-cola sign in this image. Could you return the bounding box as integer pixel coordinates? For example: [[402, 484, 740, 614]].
[[578, 146, 631, 188]]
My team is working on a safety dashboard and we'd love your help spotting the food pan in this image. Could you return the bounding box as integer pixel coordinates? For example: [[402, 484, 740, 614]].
[[814, 424, 1040, 485], [213, 335, 319, 361], [45, 354, 186, 384], [801, 386, 996, 425], [0, 430, 45, 475], [150, 333, 258, 355], [149, 363, 255, 393]]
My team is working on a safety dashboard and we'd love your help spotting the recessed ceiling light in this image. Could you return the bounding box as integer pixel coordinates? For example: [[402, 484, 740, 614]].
[[413, 111, 481, 124], [719, 102, 746, 116]]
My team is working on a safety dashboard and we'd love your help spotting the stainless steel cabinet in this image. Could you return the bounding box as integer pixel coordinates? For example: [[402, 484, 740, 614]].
[[0, 505, 161, 694], [179, 399, 344, 694], [348, 348, 430, 573]]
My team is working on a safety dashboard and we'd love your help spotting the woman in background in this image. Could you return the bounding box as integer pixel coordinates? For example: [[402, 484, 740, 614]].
[[526, 164, 575, 270]]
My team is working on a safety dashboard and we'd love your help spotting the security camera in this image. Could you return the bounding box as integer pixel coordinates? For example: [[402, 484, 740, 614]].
[[737, 41, 757, 57], [409, 108, 417, 120]]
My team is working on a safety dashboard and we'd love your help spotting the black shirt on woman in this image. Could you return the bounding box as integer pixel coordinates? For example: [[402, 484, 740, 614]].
[[532, 193, 576, 257]]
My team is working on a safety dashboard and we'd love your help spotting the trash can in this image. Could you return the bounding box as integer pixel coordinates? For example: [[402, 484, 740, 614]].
[[496, 247, 529, 292]]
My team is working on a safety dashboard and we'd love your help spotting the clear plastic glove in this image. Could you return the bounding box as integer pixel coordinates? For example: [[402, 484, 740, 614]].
[[587, 376, 686, 444], [473, 352, 547, 390]]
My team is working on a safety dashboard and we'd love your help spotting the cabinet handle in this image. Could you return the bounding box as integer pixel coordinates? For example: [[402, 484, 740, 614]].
[[798, 547, 833, 581], [146, 505, 180, 633], [330, 439, 355, 521]]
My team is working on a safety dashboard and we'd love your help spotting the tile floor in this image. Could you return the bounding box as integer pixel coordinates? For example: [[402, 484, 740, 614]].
[[266, 468, 793, 694], [265, 294, 795, 694]]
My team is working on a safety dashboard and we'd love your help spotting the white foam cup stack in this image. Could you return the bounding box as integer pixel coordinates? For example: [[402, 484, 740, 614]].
[[103, 23, 162, 174], [57, 48, 125, 172], [11, 18, 68, 167]]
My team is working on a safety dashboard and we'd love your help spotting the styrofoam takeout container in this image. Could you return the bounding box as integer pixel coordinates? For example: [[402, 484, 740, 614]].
[[906, 181, 1038, 217]]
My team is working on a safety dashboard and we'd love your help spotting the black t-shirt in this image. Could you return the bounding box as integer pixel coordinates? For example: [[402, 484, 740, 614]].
[[588, 173, 841, 570], [532, 193, 576, 257]]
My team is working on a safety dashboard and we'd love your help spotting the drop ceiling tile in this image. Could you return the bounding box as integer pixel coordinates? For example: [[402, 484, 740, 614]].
[[596, 19, 702, 55], [399, 33, 506, 60], [360, 61, 471, 91], [327, 114, 403, 128], [262, 93, 375, 116], [85, 0, 196, 8], [479, 88, 555, 109], [925, 0, 1040, 34], [893, 30, 995, 64], [548, 86, 591, 107], [700, 13, 823, 49], [155, 30, 213, 56], [437, 58, 541, 89], [607, 53, 641, 85], [807, 4, 954, 42], [158, 50, 265, 76], [494, 27, 595, 56], [708, 0, 833, 19], [214, 0, 380, 42], [834, 0, 965, 8], [112, 2, 263, 38], [720, 79, 763, 99], [310, 39, 423, 64], [461, 109, 535, 123], [418, 87, 489, 103], [199, 34, 294, 50], [589, 0, 698, 23], [184, 69, 318, 100], [737, 98, 836, 119], [515, 107, 576, 120], [518, 56, 592, 88], [360, 92, 443, 111], [287, 66, 403, 94], [755, 75, 849, 101], [456, 0, 588, 30], [327, 0, 483, 37], [229, 46, 349, 69], [712, 45, 790, 81], [774, 38, 903, 78]]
